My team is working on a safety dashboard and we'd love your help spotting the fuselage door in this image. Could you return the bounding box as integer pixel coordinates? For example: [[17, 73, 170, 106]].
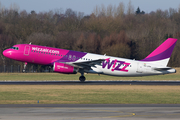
[[24, 45, 30, 56], [137, 63, 144, 73]]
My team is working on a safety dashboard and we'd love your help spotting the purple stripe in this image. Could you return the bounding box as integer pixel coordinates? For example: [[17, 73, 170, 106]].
[[55, 50, 87, 63], [140, 42, 176, 61]]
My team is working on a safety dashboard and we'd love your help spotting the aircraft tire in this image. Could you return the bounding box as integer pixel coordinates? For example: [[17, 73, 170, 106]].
[[79, 76, 86, 82]]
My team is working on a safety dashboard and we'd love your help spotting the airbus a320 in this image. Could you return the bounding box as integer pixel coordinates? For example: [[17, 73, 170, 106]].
[[3, 38, 177, 82]]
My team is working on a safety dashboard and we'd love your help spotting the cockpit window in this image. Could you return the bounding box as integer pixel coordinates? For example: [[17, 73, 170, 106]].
[[11, 47, 19, 50]]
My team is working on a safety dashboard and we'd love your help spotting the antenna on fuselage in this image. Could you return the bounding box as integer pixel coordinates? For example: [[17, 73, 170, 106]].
[[29, 42, 31, 45], [104, 53, 106, 56]]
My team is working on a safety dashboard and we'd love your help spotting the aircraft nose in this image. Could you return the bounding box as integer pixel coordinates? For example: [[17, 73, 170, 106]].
[[3, 49, 12, 58]]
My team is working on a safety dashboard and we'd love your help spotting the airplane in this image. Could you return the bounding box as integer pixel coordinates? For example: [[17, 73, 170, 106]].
[[3, 38, 177, 82]]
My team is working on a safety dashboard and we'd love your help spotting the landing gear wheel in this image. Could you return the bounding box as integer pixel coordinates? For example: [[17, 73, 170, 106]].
[[23, 69, 26, 73], [79, 76, 86, 82], [23, 62, 27, 73]]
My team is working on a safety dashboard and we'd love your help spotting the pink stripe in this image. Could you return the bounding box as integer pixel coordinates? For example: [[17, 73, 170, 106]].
[[146, 38, 177, 58], [111, 59, 117, 71], [13, 44, 69, 65]]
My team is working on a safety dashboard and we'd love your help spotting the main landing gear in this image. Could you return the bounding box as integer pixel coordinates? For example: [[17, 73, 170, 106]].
[[79, 72, 86, 82], [79, 76, 86, 82]]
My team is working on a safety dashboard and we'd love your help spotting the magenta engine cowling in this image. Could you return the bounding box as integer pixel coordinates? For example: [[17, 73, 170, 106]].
[[53, 62, 77, 74]]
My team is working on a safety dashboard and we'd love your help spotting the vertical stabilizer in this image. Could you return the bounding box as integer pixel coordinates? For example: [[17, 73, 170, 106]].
[[140, 38, 177, 66]]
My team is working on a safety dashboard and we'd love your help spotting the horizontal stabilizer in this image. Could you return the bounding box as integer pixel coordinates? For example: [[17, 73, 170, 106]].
[[153, 67, 172, 71]]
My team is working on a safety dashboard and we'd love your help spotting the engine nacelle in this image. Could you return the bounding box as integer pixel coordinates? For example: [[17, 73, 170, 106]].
[[53, 62, 77, 74]]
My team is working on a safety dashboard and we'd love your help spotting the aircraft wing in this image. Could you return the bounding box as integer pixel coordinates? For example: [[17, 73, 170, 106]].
[[71, 59, 105, 69]]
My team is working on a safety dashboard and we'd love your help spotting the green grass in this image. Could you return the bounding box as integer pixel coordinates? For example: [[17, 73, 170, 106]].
[[0, 85, 180, 104], [0, 67, 179, 81], [0, 68, 179, 104]]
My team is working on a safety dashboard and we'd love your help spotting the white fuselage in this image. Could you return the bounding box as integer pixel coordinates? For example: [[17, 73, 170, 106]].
[[69, 53, 175, 76]]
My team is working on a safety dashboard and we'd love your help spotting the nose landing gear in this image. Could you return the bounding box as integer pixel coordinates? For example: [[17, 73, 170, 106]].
[[23, 62, 27, 72]]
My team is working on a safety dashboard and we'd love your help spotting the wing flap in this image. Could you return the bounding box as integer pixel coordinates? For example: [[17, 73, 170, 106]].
[[73, 59, 105, 68]]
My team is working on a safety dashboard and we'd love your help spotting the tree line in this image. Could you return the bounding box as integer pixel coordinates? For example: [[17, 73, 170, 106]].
[[0, 2, 180, 70]]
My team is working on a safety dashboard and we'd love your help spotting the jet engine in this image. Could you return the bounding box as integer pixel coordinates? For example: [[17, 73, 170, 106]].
[[53, 62, 77, 74]]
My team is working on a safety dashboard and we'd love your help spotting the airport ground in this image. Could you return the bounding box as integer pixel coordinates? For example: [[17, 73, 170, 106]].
[[1, 84, 180, 119], [1, 104, 180, 120], [0, 68, 180, 104], [0, 67, 180, 81], [0, 85, 180, 104], [0, 72, 180, 81], [0, 68, 180, 119]]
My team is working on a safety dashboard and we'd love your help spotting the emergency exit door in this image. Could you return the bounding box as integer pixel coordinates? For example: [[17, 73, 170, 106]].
[[24, 45, 30, 56]]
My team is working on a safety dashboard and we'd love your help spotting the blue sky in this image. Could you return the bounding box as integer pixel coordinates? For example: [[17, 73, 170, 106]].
[[1, 0, 180, 15]]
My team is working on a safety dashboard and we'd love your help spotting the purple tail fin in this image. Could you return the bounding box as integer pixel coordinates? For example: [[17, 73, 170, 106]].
[[141, 38, 177, 64]]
